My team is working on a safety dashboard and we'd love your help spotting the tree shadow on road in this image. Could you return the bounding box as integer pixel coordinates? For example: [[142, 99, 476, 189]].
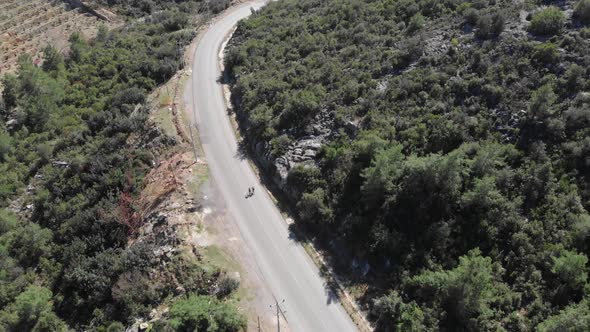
[[320, 265, 343, 305], [234, 139, 249, 160], [287, 223, 341, 305]]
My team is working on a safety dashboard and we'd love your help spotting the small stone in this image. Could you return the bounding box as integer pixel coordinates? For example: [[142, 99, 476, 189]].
[[149, 309, 158, 319]]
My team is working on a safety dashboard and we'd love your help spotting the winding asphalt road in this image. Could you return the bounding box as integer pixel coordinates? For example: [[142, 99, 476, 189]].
[[186, 2, 358, 331]]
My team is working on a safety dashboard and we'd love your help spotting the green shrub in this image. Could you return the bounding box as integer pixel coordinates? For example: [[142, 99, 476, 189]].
[[270, 134, 292, 157], [106, 322, 125, 332], [574, 0, 590, 24], [372, 291, 425, 331], [297, 188, 333, 224], [551, 250, 589, 292], [41, 46, 64, 72], [529, 83, 557, 119], [407, 13, 425, 34], [537, 299, 590, 332], [464, 8, 480, 25], [1, 74, 18, 109], [407, 249, 516, 329], [216, 275, 240, 298], [560, 64, 585, 93], [0, 130, 12, 163], [532, 42, 559, 64], [168, 294, 246, 332], [0, 285, 67, 332], [529, 7, 565, 36], [481, 84, 503, 106], [456, 2, 472, 14], [475, 12, 506, 39]]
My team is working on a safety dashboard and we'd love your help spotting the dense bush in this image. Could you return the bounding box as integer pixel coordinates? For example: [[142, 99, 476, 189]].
[[407, 13, 425, 34], [226, 0, 590, 330], [537, 299, 590, 331], [529, 7, 565, 36], [475, 12, 505, 39], [574, 0, 590, 24], [464, 8, 480, 25], [168, 295, 246, 332], [0, 285, 67, 331], [532, 42, 559, 64]]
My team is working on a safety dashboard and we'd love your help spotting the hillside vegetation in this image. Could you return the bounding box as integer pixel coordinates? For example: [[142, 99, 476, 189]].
[[90, 0, 231, 17], [226, 0, 590, 330], [0, 1, 245, 331]]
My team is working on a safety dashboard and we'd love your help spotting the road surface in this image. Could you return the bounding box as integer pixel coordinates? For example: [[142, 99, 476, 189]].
[[186, 2, 358, 331]]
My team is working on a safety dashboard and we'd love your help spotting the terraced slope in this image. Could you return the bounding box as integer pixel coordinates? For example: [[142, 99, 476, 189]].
[[0, 0, 116, 73]]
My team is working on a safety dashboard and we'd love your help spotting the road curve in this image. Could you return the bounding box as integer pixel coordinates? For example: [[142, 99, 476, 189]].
[[187, 2, 358, 332]]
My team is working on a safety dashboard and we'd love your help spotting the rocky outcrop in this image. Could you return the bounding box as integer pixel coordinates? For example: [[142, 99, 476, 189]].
[[248, 110, 335, 198]]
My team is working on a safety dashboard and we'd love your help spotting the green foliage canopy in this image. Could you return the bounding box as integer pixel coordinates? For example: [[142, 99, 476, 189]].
[[226, 0, 590, 330]]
